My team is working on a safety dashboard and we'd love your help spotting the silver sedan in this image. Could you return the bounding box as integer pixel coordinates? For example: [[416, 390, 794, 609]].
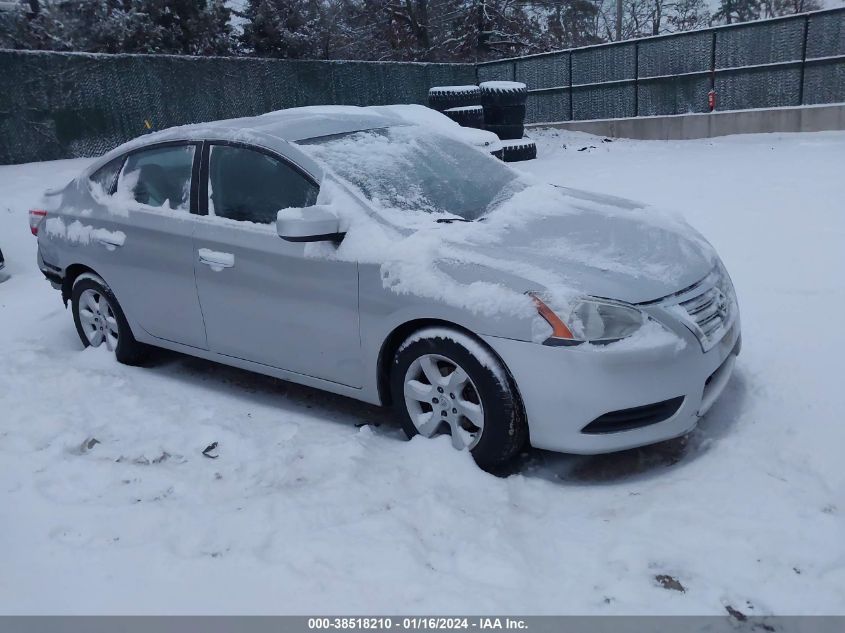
[[33, 106, 740, 470]]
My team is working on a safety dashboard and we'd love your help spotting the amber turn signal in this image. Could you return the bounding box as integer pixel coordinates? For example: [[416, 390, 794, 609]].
[[530, 293, 575, 340]]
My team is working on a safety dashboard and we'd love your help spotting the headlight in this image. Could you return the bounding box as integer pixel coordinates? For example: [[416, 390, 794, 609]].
[[530, 293, 646, 346], [716, 260, 738, 313]]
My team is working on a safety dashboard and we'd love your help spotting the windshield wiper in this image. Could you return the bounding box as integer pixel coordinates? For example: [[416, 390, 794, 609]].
[[436, 217, 472, 224]]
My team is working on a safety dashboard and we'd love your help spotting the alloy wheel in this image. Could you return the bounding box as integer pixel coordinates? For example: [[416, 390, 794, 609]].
[[77, 288, 119, 351], [403, 353, 485, 450]]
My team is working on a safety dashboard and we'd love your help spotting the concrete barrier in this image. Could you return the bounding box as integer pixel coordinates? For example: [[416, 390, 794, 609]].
[[528, 104, 845, 139]]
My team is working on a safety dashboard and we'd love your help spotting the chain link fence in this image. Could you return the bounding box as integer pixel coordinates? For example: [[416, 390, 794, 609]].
[[1, 8, 843, 164], [477, 8, 845, 125], [0, 52, 474, 164]]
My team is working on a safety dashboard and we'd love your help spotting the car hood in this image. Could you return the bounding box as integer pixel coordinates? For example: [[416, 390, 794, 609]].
[[451, 186, 718, 305]]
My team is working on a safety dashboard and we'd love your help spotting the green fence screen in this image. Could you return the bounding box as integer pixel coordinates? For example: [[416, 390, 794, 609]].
[[0, 52, 474, 164]]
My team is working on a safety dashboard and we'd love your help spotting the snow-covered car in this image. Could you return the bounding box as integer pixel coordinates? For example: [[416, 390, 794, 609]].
[[32, 106, 740, 470]]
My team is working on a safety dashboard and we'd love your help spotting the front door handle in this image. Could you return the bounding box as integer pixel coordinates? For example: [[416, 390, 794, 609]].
[[198, 248, 234, 271]]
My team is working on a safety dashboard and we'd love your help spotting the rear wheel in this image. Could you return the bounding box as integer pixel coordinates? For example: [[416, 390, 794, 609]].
[[72, 274, 148, 365], [390, 328, 527, 470]]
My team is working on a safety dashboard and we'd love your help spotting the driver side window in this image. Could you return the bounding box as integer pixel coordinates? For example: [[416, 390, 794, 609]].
[[208, 145, 318, 224]]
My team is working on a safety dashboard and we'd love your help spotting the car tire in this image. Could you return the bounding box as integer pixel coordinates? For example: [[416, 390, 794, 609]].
[[483, 104, 526, 126], [501, 139, 537, 162], [72, 274, 148, 366], [428, 86, 481, 112], [479, 81, 528, 107], [390, 327, 527, 470], [485, 123, 525, 140], [443, 105, 484, 129]]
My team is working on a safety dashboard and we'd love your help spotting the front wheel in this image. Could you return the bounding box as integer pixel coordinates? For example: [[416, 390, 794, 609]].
[[72, 274, 148, 365], [390, 328, 527, 470]]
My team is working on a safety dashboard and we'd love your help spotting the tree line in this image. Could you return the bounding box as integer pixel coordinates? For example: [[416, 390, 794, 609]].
[[0, 0, 822, 62]]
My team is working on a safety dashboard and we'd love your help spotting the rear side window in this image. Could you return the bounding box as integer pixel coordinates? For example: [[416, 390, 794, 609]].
[[117, 144, 195, 210], [89, 157, 124, 194], [208, 145, 318, 224]]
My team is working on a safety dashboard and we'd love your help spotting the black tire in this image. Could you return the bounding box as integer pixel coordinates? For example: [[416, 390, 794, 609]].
[[483, 104, 526, 126], [485, 123, 525, 140], [490, 147, 505, 161], [443, 106, 484, 129], [72, 274, 148, 366], [428, 85, 481, 112], [390, 328, 527, 470], [479, 81, 528, 107], [501, 139, 537, 162]]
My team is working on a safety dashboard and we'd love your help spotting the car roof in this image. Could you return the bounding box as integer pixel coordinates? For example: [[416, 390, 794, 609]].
[[86, 105, 408, 182], [148, 106, 406, 144], [251, 106, 408, 141]]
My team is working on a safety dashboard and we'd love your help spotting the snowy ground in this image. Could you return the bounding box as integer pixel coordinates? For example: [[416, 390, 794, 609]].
[[1, 130, 843, 615]]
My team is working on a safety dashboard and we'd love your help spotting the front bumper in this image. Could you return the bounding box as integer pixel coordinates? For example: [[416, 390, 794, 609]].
[[482, 317, 740, 454]]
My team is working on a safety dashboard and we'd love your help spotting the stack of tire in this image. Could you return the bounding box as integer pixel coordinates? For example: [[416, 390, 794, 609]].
[[427, 85, 485, 130], [479, 81, 536, 163], [426, 83, 536, 163]]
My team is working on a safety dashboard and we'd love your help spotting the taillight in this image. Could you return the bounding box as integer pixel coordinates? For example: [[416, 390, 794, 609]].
[[29, 209, 47, 236]]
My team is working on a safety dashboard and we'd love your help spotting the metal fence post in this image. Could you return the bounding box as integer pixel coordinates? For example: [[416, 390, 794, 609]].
[[710, 30, 717, 111], [798, 14, 810, 106], [634, 41, 639, 117], [568, 53, 574, 121]]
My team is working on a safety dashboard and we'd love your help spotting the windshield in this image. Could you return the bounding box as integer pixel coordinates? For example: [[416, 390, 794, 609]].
[[297, 126, 522, 220]]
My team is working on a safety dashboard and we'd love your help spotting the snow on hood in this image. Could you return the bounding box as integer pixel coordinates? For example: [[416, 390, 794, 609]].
[[475, 185, 719, 304], [303, 151, 717, 318], [418, 183, 717, 307]]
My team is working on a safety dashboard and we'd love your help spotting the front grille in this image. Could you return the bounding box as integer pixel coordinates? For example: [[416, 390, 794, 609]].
[[582, 396, 685, 434], [681, 285, 728, 345], [661, 268, 737, 352]]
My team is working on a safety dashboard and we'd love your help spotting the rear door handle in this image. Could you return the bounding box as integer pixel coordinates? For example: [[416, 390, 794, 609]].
[[94, 231, 126, 251], [198, 248, 234, 271]]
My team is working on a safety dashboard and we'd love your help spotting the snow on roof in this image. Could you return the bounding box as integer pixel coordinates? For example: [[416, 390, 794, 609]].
[[134, 104, 501, 151], [148, 106, 408, 144], [90, 103, 515, 191], [90, 105, 411, 176]]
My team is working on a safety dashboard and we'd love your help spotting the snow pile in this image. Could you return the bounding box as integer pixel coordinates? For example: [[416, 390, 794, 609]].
[[303, 177, 535, 319], [297, 123, 717, 326], [1, 131, 844, 615]]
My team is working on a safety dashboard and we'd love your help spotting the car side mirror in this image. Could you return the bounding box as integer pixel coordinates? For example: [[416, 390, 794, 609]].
[[276, 205, 344, 243]]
